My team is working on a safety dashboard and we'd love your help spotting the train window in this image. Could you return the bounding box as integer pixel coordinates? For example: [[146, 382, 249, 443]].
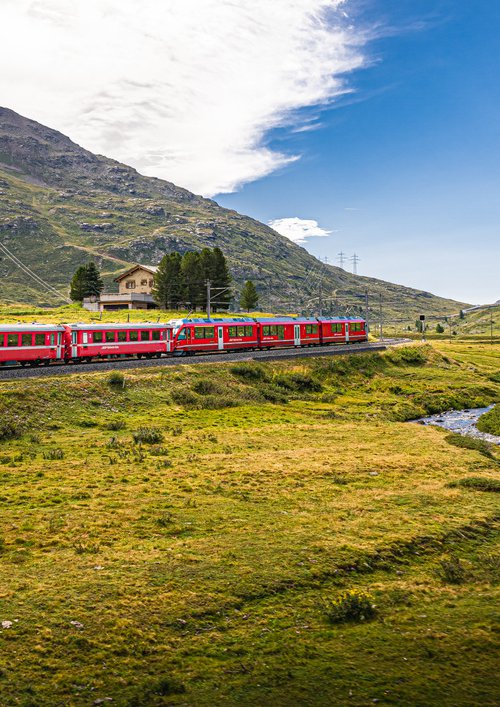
[[331, 323, 342, 333], [277, 326, 285, 338], [245, 326, 253, 336], [35, 334, 45, 346], [21, 334, 32, 346], [129, 330, 138, 341], [82, 333, 89, 345], [177, 329, 187, 340], [228, 326, 236, 337], [139, 330, 149, 341], [270, 326, 277, 336], [152, 330, 160, 341], [50, 334, 55, 346], [117, 331, 127, 342], [7, 334, 18, 347], [237, 326, 246, 336], [352, 323, 363, 332], [93, 331, 103, 343], [305, 324, 318, 335], [205, 327, 214, 338], [105, 331, 115, 343], [263, 326, 270, 336]]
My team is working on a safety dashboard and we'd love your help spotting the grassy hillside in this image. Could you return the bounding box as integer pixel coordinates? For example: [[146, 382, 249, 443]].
[[0, 107, 467, 318], [0, 342, 498, 705]]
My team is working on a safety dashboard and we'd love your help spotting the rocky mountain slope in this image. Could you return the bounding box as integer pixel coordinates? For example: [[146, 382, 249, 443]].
[[0, 106, 467, 317]]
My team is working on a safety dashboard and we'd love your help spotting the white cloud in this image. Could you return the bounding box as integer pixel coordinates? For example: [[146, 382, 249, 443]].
[[0, 0, 365, 196], [269, 217, 332, 244]]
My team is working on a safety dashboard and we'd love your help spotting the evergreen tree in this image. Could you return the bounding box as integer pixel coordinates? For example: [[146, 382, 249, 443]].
[[153, 252, 184, 309], [181, 251, 203, 310], [240, 280, 259, 311], [211, 247, 232, 311], [84, 262, 104, 297], [70, 265, 87, 302], [69, 262, 103, 302]]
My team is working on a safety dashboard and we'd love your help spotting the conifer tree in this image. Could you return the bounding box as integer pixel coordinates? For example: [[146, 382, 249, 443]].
[[69, 262, 103, 302], [181, 251, 203, 310], [211, 247, 232, 311], [153, 252, 183, 309], [240, 280, 259, 311]]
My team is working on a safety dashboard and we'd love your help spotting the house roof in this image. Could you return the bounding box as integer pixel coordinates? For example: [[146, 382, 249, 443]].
[[114, 264, 158, 282]]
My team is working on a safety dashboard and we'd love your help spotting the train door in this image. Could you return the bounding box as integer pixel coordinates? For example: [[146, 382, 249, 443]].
[[217, 326, 224, 350], [165, 329, 171, 353], [56, 331, 63, 359], [294, 324, 301, 346], [345, 323, 350, 343]]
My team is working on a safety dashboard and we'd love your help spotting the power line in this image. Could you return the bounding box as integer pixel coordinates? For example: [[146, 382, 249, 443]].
[[337, 251, 346, 269], [0, 241, 71, 304], [350, 253, 360, 275]]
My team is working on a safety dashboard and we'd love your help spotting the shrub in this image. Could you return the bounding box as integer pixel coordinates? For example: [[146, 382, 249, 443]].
[[448, 476, 500, 493], [107, 371, 125, 387], [321, 589, 376, 624], [230, 363, 268, 382], [192, 378, 225, 395], [259, 385, 289, 404], [104, 419, 126, 431], [43, 448, 64, 460], [171, 389, 200, 407], [149, 445, 170, 457], [387, 347, 427, 366], [444, 433, 494, 459], [476, 404, 500, 436], [437, 556, 467, 584], [133, 428, 165, 445], [273, 372, 322, 393], [0, 419, 21, 441]]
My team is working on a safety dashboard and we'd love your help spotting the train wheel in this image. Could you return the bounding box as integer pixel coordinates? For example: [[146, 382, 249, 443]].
[[137, 353, 143, 359], [20, 361, 27, 367], [42, 360, 50, 367]]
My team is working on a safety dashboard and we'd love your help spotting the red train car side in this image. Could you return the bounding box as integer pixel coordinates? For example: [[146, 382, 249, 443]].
[[63, 323, 173, 362], [318, 317, 367, 344], [168, 318, 258, 354], [0, 325, 65, 366]]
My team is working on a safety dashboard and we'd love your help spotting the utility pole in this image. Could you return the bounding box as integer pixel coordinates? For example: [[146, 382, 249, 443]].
[[206, 279, 211, 319], [491, 310, 494, 345], [351, 253, 360, 275], [365, 290, 369, 333], [379, 293, 383, 340], [337, 251, 346, 269]]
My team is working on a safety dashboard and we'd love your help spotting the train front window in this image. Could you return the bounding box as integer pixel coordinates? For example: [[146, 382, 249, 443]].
[[7, 334, 18, 347]]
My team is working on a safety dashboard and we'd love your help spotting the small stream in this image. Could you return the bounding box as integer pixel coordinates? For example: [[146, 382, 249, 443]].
[[414, 405, 500, 445]]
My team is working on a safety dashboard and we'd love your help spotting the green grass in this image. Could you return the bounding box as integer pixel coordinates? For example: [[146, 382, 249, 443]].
[[0, 342, 498, 705], [477, 404, 500, 436]]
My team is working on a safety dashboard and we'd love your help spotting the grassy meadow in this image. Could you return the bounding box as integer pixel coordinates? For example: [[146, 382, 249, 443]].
[[0, 342, 498, 706]]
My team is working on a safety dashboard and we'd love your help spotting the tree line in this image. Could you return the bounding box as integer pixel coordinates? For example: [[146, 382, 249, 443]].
[[69, 247, 259, 312]]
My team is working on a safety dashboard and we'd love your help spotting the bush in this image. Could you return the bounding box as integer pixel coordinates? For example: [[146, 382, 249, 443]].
[[386, 347, 427, 366], [132, 428, 165, 445], [104, 419, 126, 431], [321, 589, 376, 624], [476, 404, 500, 436], [43, 448, 64, 460], [171, 389, 200, 407], [230, 363, 268, 382], [0, 419, 21, 441], [444, 433, 494, 459], [192, 378, 225, 395], [448, 476, 500, 493], [107, 371, 125, 387], [437, 556, 467, 584], [273, 372, 322, 393]]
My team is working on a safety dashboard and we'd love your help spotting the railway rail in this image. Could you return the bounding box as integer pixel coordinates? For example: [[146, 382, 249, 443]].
[[0, 338, 409, 381]]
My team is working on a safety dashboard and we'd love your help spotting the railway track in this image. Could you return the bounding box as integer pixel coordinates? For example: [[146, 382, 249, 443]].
[[0, 338, 410, 381]]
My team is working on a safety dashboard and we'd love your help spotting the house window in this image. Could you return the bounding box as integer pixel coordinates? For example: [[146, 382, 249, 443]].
[[141, 279, 148, 286], [125, 280, 136, 289], [149, 279, 154, 287]]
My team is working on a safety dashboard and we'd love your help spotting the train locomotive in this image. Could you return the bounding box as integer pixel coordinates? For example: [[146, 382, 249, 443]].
[[0, 316, 367, 367]]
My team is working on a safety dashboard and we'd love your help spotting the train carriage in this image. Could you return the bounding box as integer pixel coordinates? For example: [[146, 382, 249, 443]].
[[317, 317, 367, 344], [0, 324, 65, 366], [168, 318, 258, 354], [255, 317, 321, 348], [63, 323, 173, 362]]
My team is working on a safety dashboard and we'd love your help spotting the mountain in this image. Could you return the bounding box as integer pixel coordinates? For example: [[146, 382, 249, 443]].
[[0, 106, 467, 317]]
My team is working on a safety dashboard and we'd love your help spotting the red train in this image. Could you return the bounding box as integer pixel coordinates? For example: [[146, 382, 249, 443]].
[[0, 316, 367, 366]]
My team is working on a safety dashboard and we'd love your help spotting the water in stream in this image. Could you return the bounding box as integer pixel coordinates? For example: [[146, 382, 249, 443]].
[[414, 405, 500, 445]]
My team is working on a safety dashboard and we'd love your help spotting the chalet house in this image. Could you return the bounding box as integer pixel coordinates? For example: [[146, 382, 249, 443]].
[[83, 265, 158, 311]]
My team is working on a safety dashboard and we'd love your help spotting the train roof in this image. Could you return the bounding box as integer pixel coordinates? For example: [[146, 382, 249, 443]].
[[68, 322, 170, 330], [168, 317, 255, 326], [316, 316, 365, 321], [0, 324, 65, 332]]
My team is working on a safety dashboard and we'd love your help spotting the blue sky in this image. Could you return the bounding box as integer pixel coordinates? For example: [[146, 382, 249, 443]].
[[217, 0, 500, 304]]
